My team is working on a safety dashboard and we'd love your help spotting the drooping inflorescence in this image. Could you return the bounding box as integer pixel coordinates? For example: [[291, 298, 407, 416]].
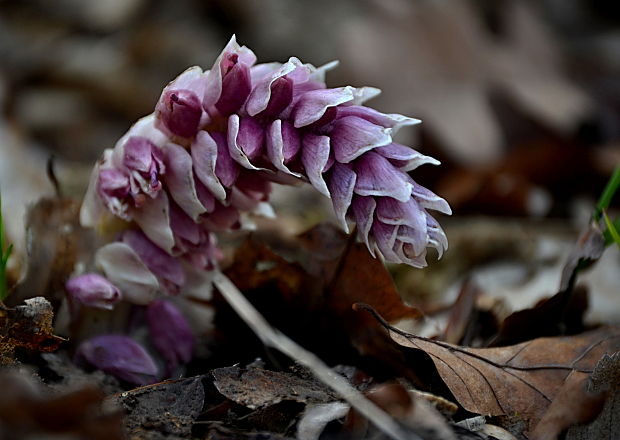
[[71, 36, 450, 383]]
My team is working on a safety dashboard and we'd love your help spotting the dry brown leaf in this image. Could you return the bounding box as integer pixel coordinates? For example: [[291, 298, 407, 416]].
[[212, 365, 335, 410], [224, 224, 421, 367], [110, 376, 205, 438], [8, 197, 93, 308], [566, 352, 620, 440], [360, 305, 620, 431], [530, 371, 605, 440], [327, 241, 422, 324], [0, 297, 64, 364], [442, 279, 481, 345]]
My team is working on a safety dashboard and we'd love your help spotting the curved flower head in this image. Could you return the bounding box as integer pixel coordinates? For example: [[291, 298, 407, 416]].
[[83, 36, 451, 296]]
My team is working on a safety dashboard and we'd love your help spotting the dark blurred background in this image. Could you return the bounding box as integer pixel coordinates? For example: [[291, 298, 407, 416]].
[[1, 0, 619, 320]]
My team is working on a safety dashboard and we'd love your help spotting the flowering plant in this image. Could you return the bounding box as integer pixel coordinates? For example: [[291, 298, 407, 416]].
[[69, 36, 450, 384]]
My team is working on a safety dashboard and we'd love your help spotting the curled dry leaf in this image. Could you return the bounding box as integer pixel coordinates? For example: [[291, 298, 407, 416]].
[[566, 352, 620, 440], [110, 376, 205, 438], [0, 297, 64, 364], [7, 197, 93, 307], [359, 305, 620, 432], [212, 365, 336, 410], [224, 223, 421, 374]]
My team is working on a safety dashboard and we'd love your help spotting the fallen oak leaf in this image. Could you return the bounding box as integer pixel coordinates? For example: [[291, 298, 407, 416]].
[[566, 352, 620, 440], [355, 304, 620, 432]]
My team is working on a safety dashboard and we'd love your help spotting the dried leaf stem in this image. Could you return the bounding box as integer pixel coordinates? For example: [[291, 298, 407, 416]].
[[213, 271, 415, 440]]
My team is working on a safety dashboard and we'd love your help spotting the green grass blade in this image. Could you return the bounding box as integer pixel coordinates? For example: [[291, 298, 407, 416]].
[[603, 211, 620, 251], [595, 164, 620, 221]]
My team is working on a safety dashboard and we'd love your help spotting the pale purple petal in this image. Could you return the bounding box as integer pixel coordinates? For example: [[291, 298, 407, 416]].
[[163, 143, 207, 221], [375, 197, 426, 231], [121, 229, 185, 294], [66, 274, 121, 310], [97, 167, 131, 219], [123, 137, 164, 177], [81, 159, 109, 227], [147, 299, 194, 374], [250, 62, 283, 83], [246, 58, 298, 116], [306, 60, 339, 83], [353, 152, 412, 202], [213, 132, 239, 188], [95, 242, 160, 305], [351, 86, 381, 104], [192, 131, 227, 202], [336, 106, 420, 133], [395, 242, 428, 268], [203, 35, 256, 111], [131, 190, 175, 254], [266, 120, 302, 176], [75, 335, 158, 385], [155, 89, 203, 138], [301, 134, 331, 197], [426, 215, 448, 258], [396, 224, 428, 257], [408, 178, 452, 215], [227, 115, 264, 170], [330, 116, 392, 163], [327, 163, 356, 232], [169, 201, 202, 249], [293, 86, 355, 128], [111, 115, 168, 172], [375, 143, 440, 171], [351, 196, 376, 252], [216, 61, 252, 115], [195, 178, 216, 213], [371, 221, 400, 262]]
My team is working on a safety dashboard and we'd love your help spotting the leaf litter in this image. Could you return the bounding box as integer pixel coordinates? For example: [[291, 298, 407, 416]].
[[2, 3, 620, 438]]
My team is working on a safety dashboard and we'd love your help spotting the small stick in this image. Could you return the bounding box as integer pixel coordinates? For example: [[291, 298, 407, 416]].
[[213, 271, 415, 440]]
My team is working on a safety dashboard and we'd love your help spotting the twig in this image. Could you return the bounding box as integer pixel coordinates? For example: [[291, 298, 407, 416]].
[[213, 271, 416, 440]]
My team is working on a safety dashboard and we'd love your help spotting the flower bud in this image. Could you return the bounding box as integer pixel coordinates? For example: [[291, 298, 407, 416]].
[[75, 335, 158, 385], [66, 273, 121, 310], [146, 299, 194, 374]]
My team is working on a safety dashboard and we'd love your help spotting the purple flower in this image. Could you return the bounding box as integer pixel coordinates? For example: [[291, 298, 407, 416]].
[[75, 335, 158, 385], [65, 273, 122, 310], [82, 34, 451, 295], [155, 67, 207, 139], [146, 299, 194, 375]]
